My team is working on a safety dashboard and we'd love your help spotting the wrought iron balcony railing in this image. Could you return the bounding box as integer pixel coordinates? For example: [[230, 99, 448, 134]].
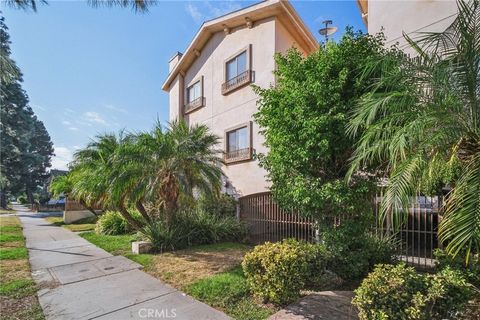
[[221, 70, 252, 95], [184, 97, 204, 114], [224, 147, 252, 164]]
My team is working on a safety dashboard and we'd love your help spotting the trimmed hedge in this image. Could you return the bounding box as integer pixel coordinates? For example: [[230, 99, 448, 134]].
[[353, 263, 473, 320], [242, 239, 328, 305]]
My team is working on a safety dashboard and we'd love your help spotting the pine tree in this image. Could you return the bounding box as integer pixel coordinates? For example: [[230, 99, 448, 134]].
[[0, 14, 53, 207]]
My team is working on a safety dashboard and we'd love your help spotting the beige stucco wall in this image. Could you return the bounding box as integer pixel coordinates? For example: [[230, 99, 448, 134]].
[[168, 16, 309, 196], [368, 0, 458, 53]]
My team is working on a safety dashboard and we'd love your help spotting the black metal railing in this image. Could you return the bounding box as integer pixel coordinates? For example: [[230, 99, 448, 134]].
[[184, 97, 204, 114], [222, 70, 252, 94], [224, 147, 252, 163]]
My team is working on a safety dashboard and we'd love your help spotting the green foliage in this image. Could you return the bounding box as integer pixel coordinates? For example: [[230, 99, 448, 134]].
[[435, 249, 480, 288], [0, 279, 37, 298], [187, 266, 276, 320], [254, 30, 385, 219], [0, 247, 28, 260], [79, 232, 138, 255], [198, 193, 237, 217], [95, 210, 140, 235], [17, 195, 27, 204], [242, 239, 328, 305], [348, 0, 480, 262], [142, 209, 246, 252], [322, 217, 396, 281], [353, 263, 473, 320]]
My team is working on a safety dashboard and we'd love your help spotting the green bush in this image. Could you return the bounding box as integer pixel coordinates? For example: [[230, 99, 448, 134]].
[[95, 211, 140, 235], [353, 263, 473, 320], [242, 239, 328, 305], [322, 218, 395, 281], [434, 249, 480, 288], [198, 194, 237, 217], [17, 195, 27, 205], [141, 209, 246, 252]]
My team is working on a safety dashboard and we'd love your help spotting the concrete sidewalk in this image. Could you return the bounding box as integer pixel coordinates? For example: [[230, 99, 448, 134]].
[[19, 212, 229, 320]]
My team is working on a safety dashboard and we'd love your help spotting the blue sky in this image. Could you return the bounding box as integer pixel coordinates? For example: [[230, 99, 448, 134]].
[[2, 0, 365, 170]]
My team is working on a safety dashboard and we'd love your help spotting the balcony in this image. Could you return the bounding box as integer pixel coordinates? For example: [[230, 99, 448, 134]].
[[221, 70, 252, 95], [184, 97, 204, 114], [224, 147, 252, 164]]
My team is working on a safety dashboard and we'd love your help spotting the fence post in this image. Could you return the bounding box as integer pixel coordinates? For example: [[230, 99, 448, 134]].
[[236, 202, 241, 222]]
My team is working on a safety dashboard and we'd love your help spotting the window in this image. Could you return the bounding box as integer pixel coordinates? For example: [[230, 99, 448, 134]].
[[184, 77, 204, 114], [224, 122, 252, 164], [226, 51, 247, 81], [187, 81, 201, 103], [227, 126, 248, 152], [222, 45, 252, 95]]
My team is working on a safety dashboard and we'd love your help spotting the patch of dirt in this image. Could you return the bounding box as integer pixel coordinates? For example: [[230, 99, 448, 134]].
[[147, 247, 249, 289], [0, 217, 20, 227], [0, 295, 43, 320], [0, 241, 25, 248], [0, 259, 31, 283]]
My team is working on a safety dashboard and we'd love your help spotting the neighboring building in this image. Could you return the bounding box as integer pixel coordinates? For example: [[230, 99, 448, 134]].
[[357, 0, 458, 52], [162, 0, 318, 197]]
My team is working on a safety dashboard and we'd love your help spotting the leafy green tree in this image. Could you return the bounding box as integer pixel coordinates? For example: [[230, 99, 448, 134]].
[[348, 0, 479, 262], [254, 30, 386, 223], [0, 15, 53, 207]]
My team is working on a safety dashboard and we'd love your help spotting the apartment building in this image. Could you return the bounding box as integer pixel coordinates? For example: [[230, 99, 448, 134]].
[[162, 0, 318, 197], [357, 0, 458, 52]]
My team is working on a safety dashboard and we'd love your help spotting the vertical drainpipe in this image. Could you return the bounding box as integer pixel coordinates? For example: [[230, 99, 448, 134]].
[[178, 72, 185, 121]]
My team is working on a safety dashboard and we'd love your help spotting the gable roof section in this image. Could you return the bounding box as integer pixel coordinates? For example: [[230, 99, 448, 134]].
[[162, 0, 318, 91]]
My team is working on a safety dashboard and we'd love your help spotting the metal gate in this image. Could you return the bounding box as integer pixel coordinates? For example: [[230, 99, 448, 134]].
[[239, 192, 442, 269], [239, 192, 316, 244]]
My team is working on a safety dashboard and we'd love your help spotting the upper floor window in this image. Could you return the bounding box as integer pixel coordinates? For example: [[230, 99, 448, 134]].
[[187, 80, 201, 103], [222, 45, 252, 95], [184, 77, 204, 114], [224, 122, 252, 164], [226, 51, 247, 81]]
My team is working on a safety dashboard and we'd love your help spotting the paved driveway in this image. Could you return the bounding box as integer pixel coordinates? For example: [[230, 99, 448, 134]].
[[18, 210, 229, 320]]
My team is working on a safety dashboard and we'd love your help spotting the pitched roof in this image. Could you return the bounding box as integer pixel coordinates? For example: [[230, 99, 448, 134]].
[[162, 0, 318, 91]]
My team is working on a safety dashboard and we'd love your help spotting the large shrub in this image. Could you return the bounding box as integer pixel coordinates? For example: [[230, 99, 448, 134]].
[[322, 217, 395, 281], [142, 209, 245, 252], [198, 194, 237, 217], [242, 239, 328, 305], [95, 210, 141, 235], [353, 263, 473, 320], [434, 249, 480, 288], [253, 30, 385, 221]]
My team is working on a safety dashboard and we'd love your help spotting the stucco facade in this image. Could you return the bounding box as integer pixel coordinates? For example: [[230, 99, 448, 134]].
[[358, 0, 458, 53], [163, 0, 317, 197]]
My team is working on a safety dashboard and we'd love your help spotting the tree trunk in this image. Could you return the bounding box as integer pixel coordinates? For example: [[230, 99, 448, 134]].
[[26, 183, 34, 205], [78, 199, 99, 216], [118, 205, 144, 232], [0, 190, 7, 209], [135, 201, 151, 223]]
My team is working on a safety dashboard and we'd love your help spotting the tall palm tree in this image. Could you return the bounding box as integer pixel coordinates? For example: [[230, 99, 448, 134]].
[[348, 0, 479, 262], [135, 120, 223, 226]]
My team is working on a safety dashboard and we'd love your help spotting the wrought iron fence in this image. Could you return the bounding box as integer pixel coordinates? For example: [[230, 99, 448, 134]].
[[239, 192, 316, 244], [239, 191, 442, 269], [374, 194, 442, 270]]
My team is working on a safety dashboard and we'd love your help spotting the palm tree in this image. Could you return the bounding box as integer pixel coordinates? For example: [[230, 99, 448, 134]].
[[348, 0, 479, 262], [134, 120, 223, 226], [69, 132, 144, 230]]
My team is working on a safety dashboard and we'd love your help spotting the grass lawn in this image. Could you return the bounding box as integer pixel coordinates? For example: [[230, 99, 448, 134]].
[[0, 216, 44, 320], [45, 216, 97, 232], [80, 232, 277, 319]]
